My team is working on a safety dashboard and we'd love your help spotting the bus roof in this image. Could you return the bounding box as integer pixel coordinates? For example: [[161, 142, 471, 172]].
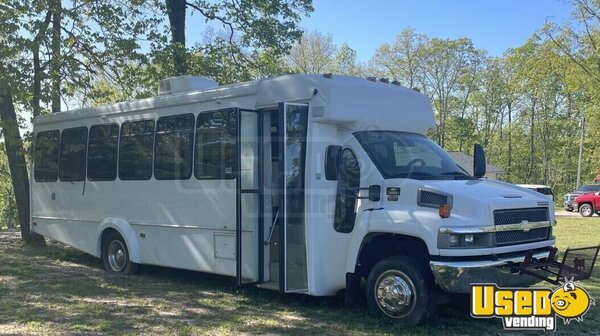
[[34, 74, 436, 134]]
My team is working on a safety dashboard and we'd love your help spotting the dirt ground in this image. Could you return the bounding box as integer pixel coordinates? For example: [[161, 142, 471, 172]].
[[1, 219, 599, 335]]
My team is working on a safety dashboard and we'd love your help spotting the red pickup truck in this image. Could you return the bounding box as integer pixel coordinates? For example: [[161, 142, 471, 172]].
[[575, 192, 600, 217]]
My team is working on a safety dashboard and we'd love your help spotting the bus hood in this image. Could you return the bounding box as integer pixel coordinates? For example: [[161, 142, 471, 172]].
[[382, 178, 554, 228], [421, 178, 548, 204]]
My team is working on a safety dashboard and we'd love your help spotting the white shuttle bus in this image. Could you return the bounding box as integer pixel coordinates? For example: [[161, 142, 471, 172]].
[[31, 74, 556, 324]]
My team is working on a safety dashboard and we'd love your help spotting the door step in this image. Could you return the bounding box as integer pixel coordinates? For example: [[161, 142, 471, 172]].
[[257, 281, 279, 290]]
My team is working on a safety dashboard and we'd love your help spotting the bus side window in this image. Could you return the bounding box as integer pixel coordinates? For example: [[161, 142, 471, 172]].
[[119, 119, 155, 180], [334, 148, 360, 233], [195, 110, 237, 179], [59, 127, 88, 181], [34, 130, 60, 182], [88, 124, 119, 181], [154, 113, 195, 180]]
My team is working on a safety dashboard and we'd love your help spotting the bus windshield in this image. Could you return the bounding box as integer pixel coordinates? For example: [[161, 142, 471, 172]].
[[355, 131, 474, 180]]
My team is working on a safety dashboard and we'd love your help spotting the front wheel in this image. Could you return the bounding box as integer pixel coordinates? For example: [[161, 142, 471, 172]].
[[579, 204, 594, 217], [366, 256, 436, 325], [102, 231, 138, 275]]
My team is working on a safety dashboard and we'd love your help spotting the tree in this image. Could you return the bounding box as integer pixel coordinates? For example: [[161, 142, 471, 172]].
[[370, 28, 428, 88], [163, 0, 313, 77], [287, 30, 336, 73], [420, 38, 484, 147], [0, 92, 44, 244], [0, 1, 45, 244], [0, 0, 154, 243], [332, 43, 362, 76]]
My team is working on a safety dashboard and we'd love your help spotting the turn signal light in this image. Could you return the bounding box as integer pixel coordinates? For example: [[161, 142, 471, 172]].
[[439, 204, 451, 218]]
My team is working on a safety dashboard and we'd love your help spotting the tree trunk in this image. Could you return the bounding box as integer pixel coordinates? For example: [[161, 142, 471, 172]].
[[33, 11, 53, 118], [0, 90, 45, 245], [166, 0, 187, 75], [50, 0, 62, 112]]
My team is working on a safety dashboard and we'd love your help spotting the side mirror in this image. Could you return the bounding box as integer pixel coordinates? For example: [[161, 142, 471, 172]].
[[368, 185, 381, 202], [473, 143, 486, 178], [325, 145, 342, 180]]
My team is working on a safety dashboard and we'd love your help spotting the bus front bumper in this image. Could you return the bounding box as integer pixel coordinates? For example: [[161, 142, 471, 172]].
[[429, 250, 550, 293]]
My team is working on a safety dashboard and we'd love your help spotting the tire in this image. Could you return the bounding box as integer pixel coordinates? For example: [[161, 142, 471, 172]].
[[564, 208, 573, 212], [102, 231, 138, 275], [579, 204, 594, 217], [366, 256, 437, 325]]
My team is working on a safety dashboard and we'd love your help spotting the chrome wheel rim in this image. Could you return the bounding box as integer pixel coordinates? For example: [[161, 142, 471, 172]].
[[581, 206, 592, 217], [107, 240, 127, 272], [374, 270, 417, 318]]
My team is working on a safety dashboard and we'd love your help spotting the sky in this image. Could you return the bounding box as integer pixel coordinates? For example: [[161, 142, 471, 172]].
[[300, 0, 574, 62]]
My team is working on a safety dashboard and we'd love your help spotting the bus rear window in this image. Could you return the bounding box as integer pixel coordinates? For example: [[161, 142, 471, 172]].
[[34, 130, 60, 182]]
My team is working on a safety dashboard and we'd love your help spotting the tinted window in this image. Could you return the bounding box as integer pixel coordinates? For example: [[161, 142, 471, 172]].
[[87, 124, 119, 180], [154, 114, 195, 180], [119, 120, 154, 180], [334, 149, 360, 233], [34, 130, 60, 182], [59, 127, 88, 181], [195, 110, 237, 179]]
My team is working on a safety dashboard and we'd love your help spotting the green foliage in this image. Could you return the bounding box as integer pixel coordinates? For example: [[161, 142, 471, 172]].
[[370, 19, 600, 200]]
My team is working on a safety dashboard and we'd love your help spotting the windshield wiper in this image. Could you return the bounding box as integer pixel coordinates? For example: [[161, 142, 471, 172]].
[[388, 171, 436, 179]]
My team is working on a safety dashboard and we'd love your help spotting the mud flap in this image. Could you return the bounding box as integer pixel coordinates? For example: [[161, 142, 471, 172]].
[[518, 245, 600, 285], [345, 272, 360, 306]]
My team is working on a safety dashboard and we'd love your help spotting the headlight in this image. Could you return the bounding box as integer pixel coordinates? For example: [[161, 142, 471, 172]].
[[438, 232, 494, 249], [449, 234, 459, 246]]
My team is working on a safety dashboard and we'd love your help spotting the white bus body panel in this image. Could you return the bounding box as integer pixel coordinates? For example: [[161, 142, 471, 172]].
[[31, 74, 448, 296]]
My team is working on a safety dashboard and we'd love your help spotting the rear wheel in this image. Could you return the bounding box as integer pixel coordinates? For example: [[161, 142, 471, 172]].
[[579, 204, 594, 217], [366, 256, 436, 325], [102, 231, 138, 275]]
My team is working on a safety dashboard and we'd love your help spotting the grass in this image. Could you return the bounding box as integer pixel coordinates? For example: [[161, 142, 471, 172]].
[[0, 217, 599, 335]]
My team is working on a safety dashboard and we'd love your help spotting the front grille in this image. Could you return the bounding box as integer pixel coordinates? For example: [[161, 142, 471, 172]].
[[493, 207, 549, 225], [496, 227, 550, 246]]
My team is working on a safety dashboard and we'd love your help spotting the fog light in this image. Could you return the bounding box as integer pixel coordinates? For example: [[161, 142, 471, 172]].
[[449, 234, 459, 246], [439, 204, 451, 218], [464, 234, 474, 245]]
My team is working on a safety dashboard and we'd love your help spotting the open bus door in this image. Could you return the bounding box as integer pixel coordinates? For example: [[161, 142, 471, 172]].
[[278, 103, 309, 293], [236, 109, 263, 286]]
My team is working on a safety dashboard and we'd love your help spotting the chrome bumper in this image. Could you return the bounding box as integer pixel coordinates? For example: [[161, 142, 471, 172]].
[[430, 251, 550, 293]]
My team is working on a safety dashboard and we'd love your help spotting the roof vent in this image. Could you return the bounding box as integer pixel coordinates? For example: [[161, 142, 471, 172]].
[[158, 75, 219, 96]]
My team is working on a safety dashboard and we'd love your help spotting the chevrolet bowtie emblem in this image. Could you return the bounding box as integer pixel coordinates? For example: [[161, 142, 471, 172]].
[[521, 220, 532, 232]]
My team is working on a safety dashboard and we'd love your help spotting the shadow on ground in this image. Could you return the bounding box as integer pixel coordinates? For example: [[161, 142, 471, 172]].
[[0, 230, 598, 335]]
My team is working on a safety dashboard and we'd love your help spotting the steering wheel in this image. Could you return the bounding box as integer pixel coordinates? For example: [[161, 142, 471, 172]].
[[406, 158, 426, 168]]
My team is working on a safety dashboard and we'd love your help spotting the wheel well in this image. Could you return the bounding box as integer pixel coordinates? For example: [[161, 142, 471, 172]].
[[356, 233, 430, 278], [579, 202, 594, 211], [99, 228, 120, 256]]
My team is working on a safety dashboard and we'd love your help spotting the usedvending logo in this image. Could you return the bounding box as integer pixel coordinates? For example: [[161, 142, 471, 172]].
[[470, 280, 595, 331]]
